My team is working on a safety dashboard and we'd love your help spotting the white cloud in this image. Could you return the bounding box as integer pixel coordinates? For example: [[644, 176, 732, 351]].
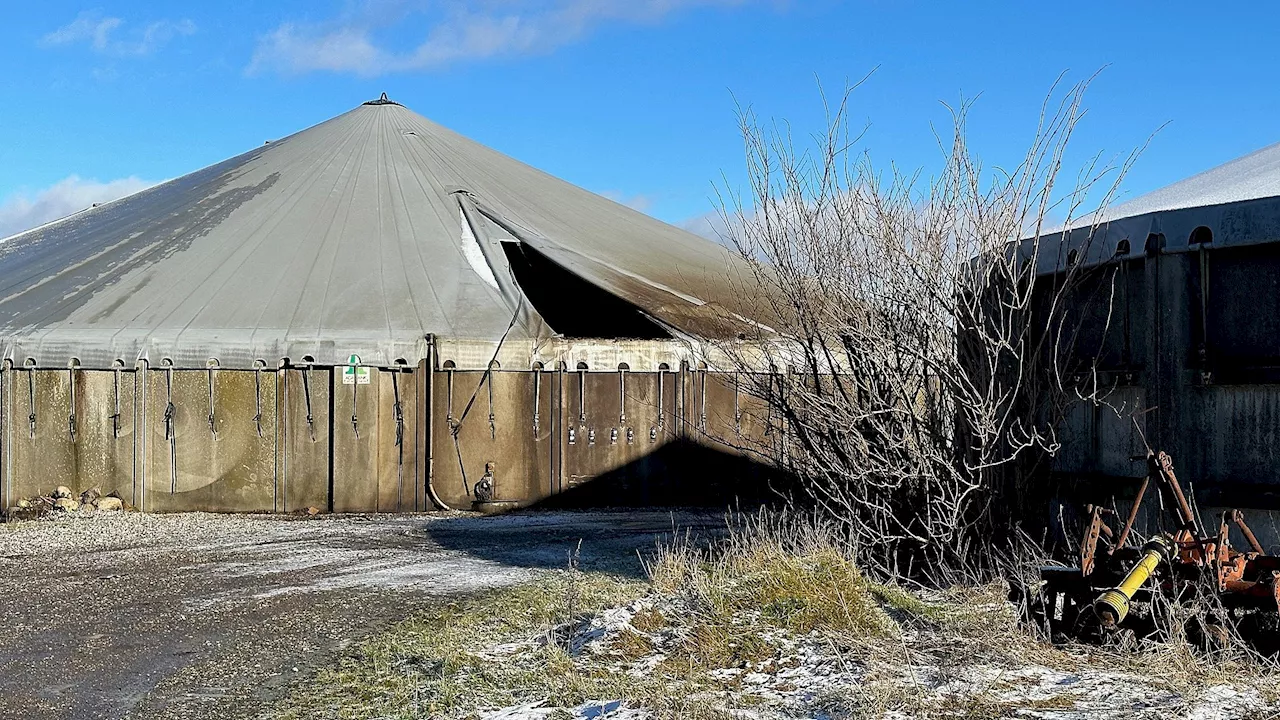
[[249, 0, 749, 76], [42, 12, 196, 56], [679, 208, 730, 241], [0, 176, 155, 240], [599, 190, 654, 213]]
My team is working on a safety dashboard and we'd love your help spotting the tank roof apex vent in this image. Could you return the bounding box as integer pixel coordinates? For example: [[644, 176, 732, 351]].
[[363, 92, 401, 107]]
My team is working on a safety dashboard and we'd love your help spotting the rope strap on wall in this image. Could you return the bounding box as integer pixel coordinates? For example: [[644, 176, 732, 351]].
[[392, 371, 405, 509], [110, 369, 122, 439], [618, 368, 627, 425], [164, 367, 177, 494], [206, 367, 217, 437], [657, 369, 665, 430], [301, 365, 315, 442], [26, 369, 36, 439], [253, 367, 264, 438], [532, 371, 541, 437], [699, 369, 708, 431], [487, 369, 495, 440], [351, 368, 360, 438], [68, 367, 77, 442]]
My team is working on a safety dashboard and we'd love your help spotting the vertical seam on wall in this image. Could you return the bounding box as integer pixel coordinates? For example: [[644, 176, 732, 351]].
[[136, 367, 145, 511], [423, 353, 432, 512], [3, 368, 9, 508], [280, 369, 287, 513], [327, 368, 335, 513], [274, 369, 281, 513]]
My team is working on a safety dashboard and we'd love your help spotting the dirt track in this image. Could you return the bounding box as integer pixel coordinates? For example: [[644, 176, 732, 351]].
[[0, 510, 713, 720]]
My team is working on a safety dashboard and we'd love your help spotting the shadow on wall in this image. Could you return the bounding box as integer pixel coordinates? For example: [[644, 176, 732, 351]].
[[532, 438, 797, 510]]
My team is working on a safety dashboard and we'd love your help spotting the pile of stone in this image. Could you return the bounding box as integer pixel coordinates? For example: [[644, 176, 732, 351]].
[[4, 486, 127, 522]]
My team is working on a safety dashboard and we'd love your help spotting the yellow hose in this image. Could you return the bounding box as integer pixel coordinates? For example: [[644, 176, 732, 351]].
[[1093, 535, 1176, 628]]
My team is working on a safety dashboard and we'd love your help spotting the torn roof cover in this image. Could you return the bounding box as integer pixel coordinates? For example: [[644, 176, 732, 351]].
[[1030, 139, 1280, 275], [0, 99, 759, 369]]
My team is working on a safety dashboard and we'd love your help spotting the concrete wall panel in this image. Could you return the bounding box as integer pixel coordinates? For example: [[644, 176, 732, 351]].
[[71, 370, 137, 502], [375, 369, 419, 512], [1, 369, 136, 505], [144, 369, 276, 512], [281, 367, 331, 512], [332, 368, 380, 512], [430, 370, 553, 508], [558, 370, 680, 501], [6, 370, 81, 501], [562, 370, 625, 490]]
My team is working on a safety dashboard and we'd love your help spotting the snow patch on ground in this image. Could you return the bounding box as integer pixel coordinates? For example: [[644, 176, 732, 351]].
[[481, 699, 648, 720], [473, 593, 1280, 720]]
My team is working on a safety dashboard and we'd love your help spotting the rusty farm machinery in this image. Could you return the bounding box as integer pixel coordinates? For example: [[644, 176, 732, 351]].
[[1015, 451, 1280, 653]]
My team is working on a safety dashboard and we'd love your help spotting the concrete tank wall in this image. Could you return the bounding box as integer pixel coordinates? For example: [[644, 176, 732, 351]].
[[1049, 234, 1280, 547], [2, 368, 137, 506], [0, 360, 785, 512]]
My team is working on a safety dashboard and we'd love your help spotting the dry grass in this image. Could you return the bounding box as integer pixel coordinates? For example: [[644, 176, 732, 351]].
[[648, 515, 896, 639], [273, 572, 650, 720], [273, 512, 1280, 719]]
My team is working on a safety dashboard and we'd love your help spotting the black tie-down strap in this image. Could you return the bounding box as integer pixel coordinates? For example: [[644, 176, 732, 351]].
[[164, 367, 177, 493], [301, 365, 316, 442], [351, 369, 360, 439], [253, 367, 264, 438], [532, 370, 541, 437], [68, 367, 77, 442], [110, 369, 122, 439], [206, 367, 217, 437], [392, 370, 405, 509], [26, 368, 36, 439]]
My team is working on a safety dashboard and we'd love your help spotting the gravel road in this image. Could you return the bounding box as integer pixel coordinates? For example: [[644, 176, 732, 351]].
[[0, 510, 717, 720]]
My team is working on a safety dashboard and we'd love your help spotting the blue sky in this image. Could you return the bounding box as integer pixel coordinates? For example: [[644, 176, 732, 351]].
[[1, 1, 1278, 238]]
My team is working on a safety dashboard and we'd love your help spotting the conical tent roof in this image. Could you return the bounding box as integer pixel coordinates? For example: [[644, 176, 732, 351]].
[[0, 96, 751, 369], [1036, 141, 1280, 275]]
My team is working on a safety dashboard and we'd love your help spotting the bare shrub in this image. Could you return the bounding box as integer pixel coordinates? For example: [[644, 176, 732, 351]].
[[712, 76, 1136, 578]]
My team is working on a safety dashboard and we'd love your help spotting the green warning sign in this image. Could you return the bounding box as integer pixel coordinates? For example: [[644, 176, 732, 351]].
[[342, 354, 371, 385]]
